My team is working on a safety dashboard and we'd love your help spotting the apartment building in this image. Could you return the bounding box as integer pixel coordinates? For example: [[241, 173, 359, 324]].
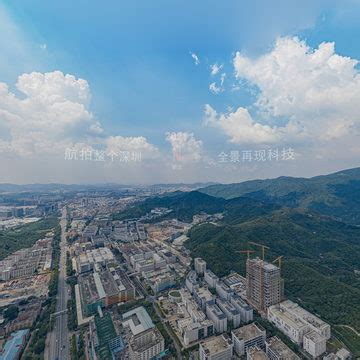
[[206, 304, 228, 333], [246, 258, 282, 312]]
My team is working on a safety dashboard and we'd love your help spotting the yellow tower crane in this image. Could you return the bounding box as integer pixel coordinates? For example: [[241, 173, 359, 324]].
[[237, 250, 255, 260], [248, 242, 270, 260], [272, 255, 284, 269]]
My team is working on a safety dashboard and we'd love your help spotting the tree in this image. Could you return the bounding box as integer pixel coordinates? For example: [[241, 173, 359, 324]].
[[33, 338, 45, 354], [4, 305, 19, 321]]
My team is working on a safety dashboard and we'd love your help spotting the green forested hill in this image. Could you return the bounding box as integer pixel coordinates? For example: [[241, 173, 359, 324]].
[[200, 167, 360, 224], [186, 209, 360, 354], [113, 190, 279, 223], [186, 208, 360, 333], [113, 172, 360, 352], [0, 217, 59, 260]]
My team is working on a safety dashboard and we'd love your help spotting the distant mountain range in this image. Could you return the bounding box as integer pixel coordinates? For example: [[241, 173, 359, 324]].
[[200, 167, 360, 225], [0, 182, 216, 194]]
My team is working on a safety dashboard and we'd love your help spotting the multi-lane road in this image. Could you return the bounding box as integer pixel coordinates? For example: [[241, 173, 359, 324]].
[[46, 208, 70, 360]]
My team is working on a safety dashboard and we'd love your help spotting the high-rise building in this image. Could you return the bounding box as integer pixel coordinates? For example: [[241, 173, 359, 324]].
[[194, 257, 207, 275], [246, 257, 282, 312]]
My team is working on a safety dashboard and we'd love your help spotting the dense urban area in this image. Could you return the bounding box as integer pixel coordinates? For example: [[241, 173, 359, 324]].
[[0, 169, 359, 360]]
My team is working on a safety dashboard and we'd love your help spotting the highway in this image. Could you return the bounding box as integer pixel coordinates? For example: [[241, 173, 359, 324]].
[[47, 208, 70, 360]]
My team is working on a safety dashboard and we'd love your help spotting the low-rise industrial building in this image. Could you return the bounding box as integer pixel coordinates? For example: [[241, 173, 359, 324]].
[[122, 306, 155, 336], [247, 346, 268, 360], [267, 300, 330, 358], [181, 320, 215, 346], [231, 323, 266, 356], [76, 247, 115, 274], [303, 330, 326, 358], [129, 327, 165, 360], [79, 267, 135, 315], [143, 268, 175, 294], [265, 336, 300, 360], [193, 287, 215, 311], [279, 300, 331, 340], [267, 304, 309, 345], [199, 334, 233, 360], [0, 329, 29, 360]]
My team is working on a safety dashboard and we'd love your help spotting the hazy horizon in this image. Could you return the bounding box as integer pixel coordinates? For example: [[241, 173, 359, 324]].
[[1, 164, 358, 187]]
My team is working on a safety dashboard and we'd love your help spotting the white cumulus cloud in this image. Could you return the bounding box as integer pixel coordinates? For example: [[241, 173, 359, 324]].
[[0, 71, 100, 156], [106, 136, 159, 159], [166, 132, 202, 163], [233, 36, 360, 142], [204, 104, 281, 144], [0, 70, 157, 158]]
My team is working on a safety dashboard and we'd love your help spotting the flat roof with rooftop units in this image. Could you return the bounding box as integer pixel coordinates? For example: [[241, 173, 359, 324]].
[[232, 323, 265, 341], [79, 267, 135, 315], [247, 346, 268, 360], [199, 334, 233, 358], [279, 300, 331, 339], [266, 336, 301, 360], [223, 272, 246, 288], [122, 306, 155, 336]]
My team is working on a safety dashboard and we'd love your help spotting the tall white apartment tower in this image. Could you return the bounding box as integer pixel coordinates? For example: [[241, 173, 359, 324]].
[[194, 257, 207, 275]]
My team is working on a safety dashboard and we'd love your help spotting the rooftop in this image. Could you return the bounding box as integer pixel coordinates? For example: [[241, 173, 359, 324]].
[[130, 328, 164, 353], [216, 298, 239, 316], [207, 304, 226, 320], [200, 335, 232, 355], [247, 346, 268, 360], [0, 329, 29, 360], [223, 272, 246, 287], [195, 258, 206, 264], [266, 336, 300, 360], [204, 269, 218, 279], [248, 258, 280, 272], [122, 306, 155, 335], [269, 305, 308, 331], [280, 300, 329, 331], [304, 330, 326, 343], [231, 294, 252, 310], [232, 323, 265, 341]]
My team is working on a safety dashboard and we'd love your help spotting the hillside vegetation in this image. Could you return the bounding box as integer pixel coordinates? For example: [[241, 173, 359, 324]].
[[114, 190, 278, 223], [186, 209, 360, 332], [0, 217, 59, 260], [200, 167, 360, 224], [113, 167, 360, 352]]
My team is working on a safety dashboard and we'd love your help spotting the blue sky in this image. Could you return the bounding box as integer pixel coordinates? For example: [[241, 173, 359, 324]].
[[1, 0, 360, 184]]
